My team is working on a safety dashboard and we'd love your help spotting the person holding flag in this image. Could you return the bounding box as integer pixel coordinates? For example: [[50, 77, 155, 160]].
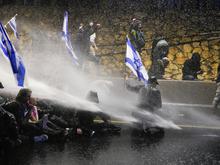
[[125, 36, 164, 134], [0, 21, 26, 87], [62, 11, 79, 66], [125, 36, 148, 85]]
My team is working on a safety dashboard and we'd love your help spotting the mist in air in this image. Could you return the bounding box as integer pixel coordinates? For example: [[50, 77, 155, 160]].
[[0, 21, 180, 129]]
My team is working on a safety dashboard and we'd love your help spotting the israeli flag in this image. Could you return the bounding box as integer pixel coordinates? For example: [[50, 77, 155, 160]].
[[62, 11, 79, 65], [8, 15, 19, 39], [0, 22, 25, 87], [125, 37, 148, 84]]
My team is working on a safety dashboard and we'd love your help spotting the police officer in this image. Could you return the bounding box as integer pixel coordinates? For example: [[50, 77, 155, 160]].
[[149, 37, 169, 79]]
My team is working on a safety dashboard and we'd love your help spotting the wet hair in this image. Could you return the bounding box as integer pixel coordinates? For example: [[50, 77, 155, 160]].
[[29, 97, 37, 106], [16, 88, 32, 103]]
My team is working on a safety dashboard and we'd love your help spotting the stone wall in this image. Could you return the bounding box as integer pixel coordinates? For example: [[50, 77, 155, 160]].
[[0, 3, 219, 80]]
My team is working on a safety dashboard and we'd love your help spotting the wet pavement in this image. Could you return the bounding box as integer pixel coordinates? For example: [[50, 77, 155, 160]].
[[3, 107, 220, 165], [6, 127, 220, 165]]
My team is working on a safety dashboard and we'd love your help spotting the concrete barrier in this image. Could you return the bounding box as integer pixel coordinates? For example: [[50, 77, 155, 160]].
[[159, 80, 216, 105], [103, 77, 217, 106], [0, 78, 217, 107]]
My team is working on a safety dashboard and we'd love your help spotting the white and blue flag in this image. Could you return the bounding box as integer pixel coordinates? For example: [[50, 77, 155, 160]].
[[8, 14, 19, 39], [125, 37, 148, 84], [62, 11, 78, 65], [0, 22, 25, 87]]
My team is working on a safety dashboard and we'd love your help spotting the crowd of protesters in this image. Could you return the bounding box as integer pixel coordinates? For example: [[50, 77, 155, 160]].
[[0, 17, 219, 161], [0, 86, 121, 161]]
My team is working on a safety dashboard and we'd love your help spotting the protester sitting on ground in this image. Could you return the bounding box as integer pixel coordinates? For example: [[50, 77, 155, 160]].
[[76, 23, 88, 66], [0, 105, 21, 146], [0, 106, 23, 163], [3, 88, 48, 142], [213, 64, 220, 109], [182, 52, 203, 80], [76, 91, 120, 137], [27, 97, 72, 139]]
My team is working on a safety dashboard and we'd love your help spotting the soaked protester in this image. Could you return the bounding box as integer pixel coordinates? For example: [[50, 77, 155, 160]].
[[148, 37, 169, 79], [3, 88, 48, 142], [138, 77, 162, 111], [213, 64, 220, 109], [27, 98, 69, 140], [129, 18, 145, 53], [132, 76, 164, 134], [182, 52, 203, 80], [76, 91, 120, 137]]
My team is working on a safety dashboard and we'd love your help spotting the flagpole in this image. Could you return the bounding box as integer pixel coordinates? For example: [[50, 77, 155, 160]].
[[124, 61, 127, 90], [4, 14, 18, 27]]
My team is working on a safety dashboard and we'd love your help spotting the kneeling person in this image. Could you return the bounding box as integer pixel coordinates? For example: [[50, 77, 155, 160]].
[[133, 77, 163, 134]]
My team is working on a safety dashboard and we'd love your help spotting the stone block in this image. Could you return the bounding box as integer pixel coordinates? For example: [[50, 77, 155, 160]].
[[192, 42, 200, 48], [192, 47, 202, 54], [183, 44, 193, 53], [201, 50, 210, 59]]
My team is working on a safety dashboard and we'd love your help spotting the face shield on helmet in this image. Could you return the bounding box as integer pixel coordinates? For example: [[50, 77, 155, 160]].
[[155, 39, 169, 58]]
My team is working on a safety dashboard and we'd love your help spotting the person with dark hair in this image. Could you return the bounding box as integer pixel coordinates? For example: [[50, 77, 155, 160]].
[[182, 53, 203, 80], [149, 37, 169, 79], [213, 64, 220, 109], [3, 88, 48, 142]]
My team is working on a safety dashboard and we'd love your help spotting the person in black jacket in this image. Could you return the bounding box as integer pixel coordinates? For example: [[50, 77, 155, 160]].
[[138, 76, 162, 112], [132, 76, 164, 134], [129, 19, 145, 53], [148, 37, 169, 79], [0, 82, 3, 88], [3, 88, 43, 138], [182, 53, 203, 80]]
